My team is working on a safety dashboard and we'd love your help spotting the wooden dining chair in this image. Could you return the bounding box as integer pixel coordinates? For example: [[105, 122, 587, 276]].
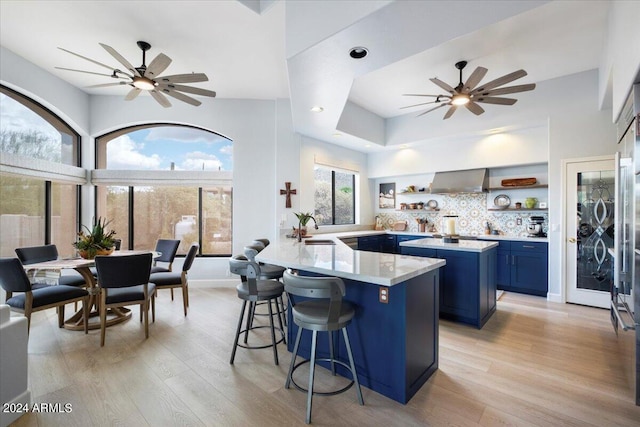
[[0, 258, 89, 333], [94, 253, 156, 346], [149, 243, 198, 316]]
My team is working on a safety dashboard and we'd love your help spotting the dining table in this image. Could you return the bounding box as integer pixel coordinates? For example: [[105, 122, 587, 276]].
[[22, 250, 160, 331]]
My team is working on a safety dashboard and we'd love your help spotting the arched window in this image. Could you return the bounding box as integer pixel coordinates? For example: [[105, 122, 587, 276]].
[[94, 124, 232, 256], [0, 85, 81, 257]]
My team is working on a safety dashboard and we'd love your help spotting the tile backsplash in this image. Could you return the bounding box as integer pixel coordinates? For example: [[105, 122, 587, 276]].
[[377, 193, 548, 237]]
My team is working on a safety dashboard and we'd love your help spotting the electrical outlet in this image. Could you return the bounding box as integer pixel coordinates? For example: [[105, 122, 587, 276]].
[[379, 286, 389, 304], [516, 218, 522, 225]]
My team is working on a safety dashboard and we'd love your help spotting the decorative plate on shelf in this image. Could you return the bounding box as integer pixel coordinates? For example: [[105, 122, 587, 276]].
[[426, 199, 438, 209], [493, 194, 511, 209]]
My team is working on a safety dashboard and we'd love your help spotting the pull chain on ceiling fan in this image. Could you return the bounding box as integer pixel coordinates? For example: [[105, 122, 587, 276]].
[[401, 60, 535, 119], [56, 41, 216, 107]]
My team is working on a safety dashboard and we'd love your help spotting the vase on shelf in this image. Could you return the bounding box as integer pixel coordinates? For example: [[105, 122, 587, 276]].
[[525, 197, 538, 209]]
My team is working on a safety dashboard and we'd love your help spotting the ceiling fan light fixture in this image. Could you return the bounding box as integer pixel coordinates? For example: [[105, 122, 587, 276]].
[[451, 94, 470, 106], [132, 76, 156, 91]]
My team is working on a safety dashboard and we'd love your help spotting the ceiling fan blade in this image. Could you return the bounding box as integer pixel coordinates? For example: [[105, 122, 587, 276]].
[[124, 88, 142, 101], [99, 43, 140, 77], [465, 101, 485, 115], [145, 53, 172, 78], [157, 83, 216, 98], [158, 73, 209, 84], [416, 103, 449, 117], [429, 77, 456, 94], [57, 47, 120, 73], [150, 90, 172, 108], [400, 100, 440, 109], [475, 83, 536, 97], [463, 67, 488, 93], [443, 105, 458, 119], [55, 67, 115, 78], [161, 89, 202, 107], [86, 81, 129, 88], [402, 93, 445, 98], [471, 69, 527, 94], [474, 96, 517, 105]]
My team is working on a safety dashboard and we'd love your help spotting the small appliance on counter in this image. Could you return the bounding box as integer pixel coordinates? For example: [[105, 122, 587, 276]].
[[526, 216, 546, 237]]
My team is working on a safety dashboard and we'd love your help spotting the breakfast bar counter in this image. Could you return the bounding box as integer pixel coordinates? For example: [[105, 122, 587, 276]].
[[256, 236, 445, 404]]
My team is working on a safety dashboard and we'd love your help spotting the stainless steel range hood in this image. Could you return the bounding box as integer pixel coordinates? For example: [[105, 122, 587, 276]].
[[430, 168, 489, 194]]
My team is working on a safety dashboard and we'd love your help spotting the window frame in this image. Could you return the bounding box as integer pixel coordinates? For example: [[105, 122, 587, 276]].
[[314, 165, 357, 226], [93, 124, 233, 257], [0, 85, 82, 253]]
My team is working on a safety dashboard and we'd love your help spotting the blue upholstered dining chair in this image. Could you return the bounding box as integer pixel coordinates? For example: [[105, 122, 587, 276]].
[[149, 243, 198, 316], [0, 258, 89, 333], [150, 239, 181, 274], [94, 253, 155, 346], [15, 244, 86, 288]]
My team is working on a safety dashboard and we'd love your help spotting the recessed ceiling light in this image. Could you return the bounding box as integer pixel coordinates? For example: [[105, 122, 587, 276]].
[[310, 106, 324, 113], [333, 133, 342, 137], [349, 47, 368, 59], [400, 144, 408, 148], [364, 144, 371, 148]]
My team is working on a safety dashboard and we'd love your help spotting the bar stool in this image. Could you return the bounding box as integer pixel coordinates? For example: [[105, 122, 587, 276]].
[[283, 269, 364, 424], [229, 256, 286, 365], [245, 243, 288, 324]]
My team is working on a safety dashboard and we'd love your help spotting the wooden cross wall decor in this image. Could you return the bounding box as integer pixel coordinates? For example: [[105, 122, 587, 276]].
[[280, 182, 297, 208]]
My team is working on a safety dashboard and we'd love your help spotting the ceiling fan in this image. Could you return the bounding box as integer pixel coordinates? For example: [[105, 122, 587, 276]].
[[56, 41, 216, 107], [401, 60, 535, 119]]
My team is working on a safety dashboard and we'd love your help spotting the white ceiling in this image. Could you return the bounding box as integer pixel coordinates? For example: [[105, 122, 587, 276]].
[[0, 1, 611, 152]]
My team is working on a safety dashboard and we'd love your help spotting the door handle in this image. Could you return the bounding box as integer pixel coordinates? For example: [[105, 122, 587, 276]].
[[568, 237, 577, 243]]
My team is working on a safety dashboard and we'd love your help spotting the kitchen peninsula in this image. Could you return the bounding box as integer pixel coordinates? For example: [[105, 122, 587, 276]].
[[255, 235, 445, 403]]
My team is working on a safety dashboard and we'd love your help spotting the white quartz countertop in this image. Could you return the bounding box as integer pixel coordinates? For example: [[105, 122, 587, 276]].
[[399, 238, 498, 252], [255, 234, 445, 286]]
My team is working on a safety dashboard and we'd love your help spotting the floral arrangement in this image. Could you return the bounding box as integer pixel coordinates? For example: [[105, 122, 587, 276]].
[[72, 217, 117, 259]]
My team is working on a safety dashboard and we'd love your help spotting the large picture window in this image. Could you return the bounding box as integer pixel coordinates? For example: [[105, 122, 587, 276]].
[[0, 86, 80, 257], [95, 124, 233, 256], [314, 166, 356, 225]]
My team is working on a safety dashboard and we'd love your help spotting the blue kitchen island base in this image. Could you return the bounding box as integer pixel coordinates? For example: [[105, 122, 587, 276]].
[[288, 269, 440, 404]]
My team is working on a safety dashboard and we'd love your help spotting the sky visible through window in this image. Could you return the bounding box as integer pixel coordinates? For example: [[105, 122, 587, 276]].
[[108, 127, 233, 171]]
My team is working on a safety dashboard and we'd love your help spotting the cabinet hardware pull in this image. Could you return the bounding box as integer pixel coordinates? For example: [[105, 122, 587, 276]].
[[522, 245, 535, 248], [568, 237, 577, 243], [512, 255, 515, 265]]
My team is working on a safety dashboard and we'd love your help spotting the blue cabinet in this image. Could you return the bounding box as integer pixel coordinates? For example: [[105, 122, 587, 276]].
[[395, 235, 427, 253], [488, 240, 548, 296], [400, 245, 496, 328], [358, 234, 397, 253]]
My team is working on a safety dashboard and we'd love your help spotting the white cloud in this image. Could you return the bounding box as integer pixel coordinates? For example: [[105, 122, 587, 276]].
[[107, 135, 161, 169], [1, 93, 61, 142], [179, 150, 222, 170], [219, 144, 233, 155], [145, 127, 229, 144]]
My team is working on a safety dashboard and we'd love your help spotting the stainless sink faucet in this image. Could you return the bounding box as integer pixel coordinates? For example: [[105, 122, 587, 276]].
[[298, 216, 319, 242]]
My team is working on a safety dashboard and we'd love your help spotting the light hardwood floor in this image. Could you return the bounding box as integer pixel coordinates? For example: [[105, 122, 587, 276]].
[[10, 288, 640, 426]]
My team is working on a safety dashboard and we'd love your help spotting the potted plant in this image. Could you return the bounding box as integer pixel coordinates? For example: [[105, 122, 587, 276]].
[[73, 217, 117, 259], [293, 212, 316, 238]]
